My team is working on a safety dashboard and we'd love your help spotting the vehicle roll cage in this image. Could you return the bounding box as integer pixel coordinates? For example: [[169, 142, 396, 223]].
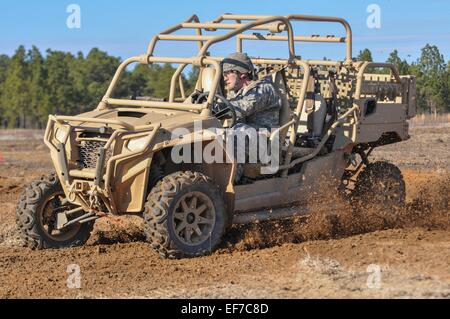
[[97, 13, 357, 113], [46, 13, 407, 186], [146, 14, 352, 62], [96, 14, 401, 148]]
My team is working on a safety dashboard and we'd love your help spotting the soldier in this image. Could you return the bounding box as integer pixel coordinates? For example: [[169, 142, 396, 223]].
[[218, 52, 282, 183], [221, 52, 282, 130]]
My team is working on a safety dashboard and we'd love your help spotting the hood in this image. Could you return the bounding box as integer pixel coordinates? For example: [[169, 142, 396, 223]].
[[74, 107, 220, 132]]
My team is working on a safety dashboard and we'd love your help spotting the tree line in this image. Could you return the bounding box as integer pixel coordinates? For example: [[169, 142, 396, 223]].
[[0, 46, 197, 128], [0, 44, 449, 128]]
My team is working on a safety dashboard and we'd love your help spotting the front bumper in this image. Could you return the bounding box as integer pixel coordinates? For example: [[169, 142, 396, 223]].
[[44, 115, 161, 215]]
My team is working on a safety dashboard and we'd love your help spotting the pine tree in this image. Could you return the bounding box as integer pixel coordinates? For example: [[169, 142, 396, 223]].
[[27, 46, 47, 128], [147, 63, 178, 99], [386, 50, 410, 75], [44, 50, 77, 117], [0, 55, 11, 127], [413, 44, 447, 114], [1, 46, 30, 128], [82, 48, 121, 111], [357, 49, 373, 62]]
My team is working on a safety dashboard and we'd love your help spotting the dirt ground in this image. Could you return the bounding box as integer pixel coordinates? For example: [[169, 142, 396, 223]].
[[0, 126, 449, 299]]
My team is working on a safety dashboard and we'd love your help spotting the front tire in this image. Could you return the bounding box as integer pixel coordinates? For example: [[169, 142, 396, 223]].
[[143, 171, 229, 259], [16, 173, 94, 249]]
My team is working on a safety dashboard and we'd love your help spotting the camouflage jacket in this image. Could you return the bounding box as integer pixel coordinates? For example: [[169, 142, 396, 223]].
[[227, 78, 282, 130]]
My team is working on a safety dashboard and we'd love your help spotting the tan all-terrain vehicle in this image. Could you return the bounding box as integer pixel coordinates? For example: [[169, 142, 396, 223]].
[[17, 14, 416, 258]]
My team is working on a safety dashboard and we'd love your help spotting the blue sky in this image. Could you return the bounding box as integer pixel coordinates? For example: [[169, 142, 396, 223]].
[[0, 0, 449, 63]]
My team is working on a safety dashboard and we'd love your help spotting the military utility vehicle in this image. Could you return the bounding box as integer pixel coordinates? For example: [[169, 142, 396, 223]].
[[17, 14, 416, 258]]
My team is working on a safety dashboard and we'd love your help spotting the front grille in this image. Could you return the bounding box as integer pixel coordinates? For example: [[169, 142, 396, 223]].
[[78, 140, 112, 169]]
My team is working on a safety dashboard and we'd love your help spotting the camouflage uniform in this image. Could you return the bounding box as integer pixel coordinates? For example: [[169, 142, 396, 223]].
[[228, 77, 282, 130]]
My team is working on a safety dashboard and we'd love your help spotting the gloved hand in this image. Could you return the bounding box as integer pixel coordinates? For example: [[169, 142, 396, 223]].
[[212, 102, 232, 119], [191, 90, 206, 104]]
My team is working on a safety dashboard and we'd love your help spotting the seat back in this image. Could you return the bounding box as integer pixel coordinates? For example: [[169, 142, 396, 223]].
[[271, 71, 291, 127], [201, 67, 216, 92], [297, 94, 328, 137], [271, 70, 291, 146]]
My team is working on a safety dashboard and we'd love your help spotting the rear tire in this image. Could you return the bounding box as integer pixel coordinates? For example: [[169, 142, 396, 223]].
[[143, 171, 228, 259], [352, 161, 406, 212], [16, 173, 94, 249]]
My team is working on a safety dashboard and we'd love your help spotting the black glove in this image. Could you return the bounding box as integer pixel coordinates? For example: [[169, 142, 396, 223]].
[[191, 90, 207, 104], [212, 102, 232, 119]]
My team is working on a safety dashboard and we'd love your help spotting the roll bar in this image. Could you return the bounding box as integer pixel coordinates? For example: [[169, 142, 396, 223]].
[[146, 13, 353, 62]]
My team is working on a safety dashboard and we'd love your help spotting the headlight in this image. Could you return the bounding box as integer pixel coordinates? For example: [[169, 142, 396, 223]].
[[55, 127, 69, 143], [127, 135, 151, 152]]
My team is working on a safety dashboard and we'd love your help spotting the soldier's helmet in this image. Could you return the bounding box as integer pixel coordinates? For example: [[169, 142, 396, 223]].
[[222, 52, 255, 78]]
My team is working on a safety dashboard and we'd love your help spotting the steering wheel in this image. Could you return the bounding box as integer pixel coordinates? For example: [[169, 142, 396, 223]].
[[195, 92, 237, 128]]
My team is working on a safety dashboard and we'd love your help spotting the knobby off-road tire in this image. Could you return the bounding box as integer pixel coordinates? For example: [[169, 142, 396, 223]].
[[143, 171, 229, 259], [16, 173, 94, 249], [352, 161, 406, 212]]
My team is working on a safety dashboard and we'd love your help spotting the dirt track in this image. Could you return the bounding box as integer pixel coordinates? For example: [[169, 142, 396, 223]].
[[0, 126, 449, 298]]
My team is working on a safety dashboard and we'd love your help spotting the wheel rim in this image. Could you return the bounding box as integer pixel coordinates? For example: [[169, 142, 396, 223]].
[[38, 192, 82, 242], [172, 191, 216, 246], [374, 179, 403, 206]]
